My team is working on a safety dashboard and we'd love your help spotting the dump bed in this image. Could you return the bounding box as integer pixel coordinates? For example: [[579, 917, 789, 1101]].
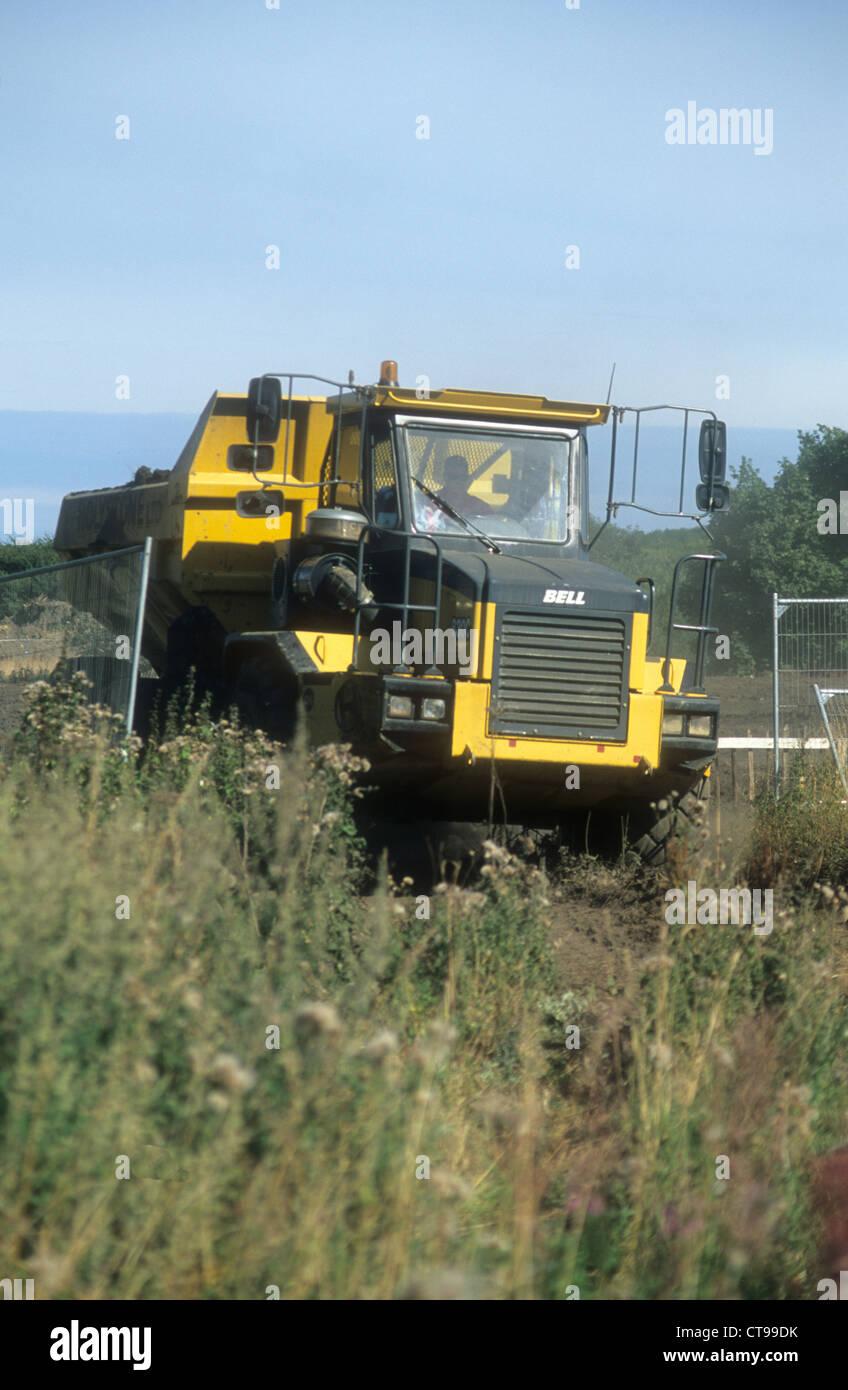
[[55, 392, 333, 667]]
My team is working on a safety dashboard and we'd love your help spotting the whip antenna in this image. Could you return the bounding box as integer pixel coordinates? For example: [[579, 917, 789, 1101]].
[[605, 362, 616, 405]]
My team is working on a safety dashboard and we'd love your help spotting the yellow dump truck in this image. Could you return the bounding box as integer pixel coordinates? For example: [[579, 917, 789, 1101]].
[[55, 362, 728, 859]]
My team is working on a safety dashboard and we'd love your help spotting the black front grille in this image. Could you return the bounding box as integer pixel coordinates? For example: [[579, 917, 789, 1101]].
[[490, 609, 630, 740]]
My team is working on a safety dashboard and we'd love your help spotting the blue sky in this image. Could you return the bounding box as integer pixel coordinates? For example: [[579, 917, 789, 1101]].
[[1, 0, 846, 534]]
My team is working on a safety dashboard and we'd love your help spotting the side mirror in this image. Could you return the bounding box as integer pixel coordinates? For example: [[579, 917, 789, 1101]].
[[246, 376, 282, 444], [696, 481, 729, 511], [697, 419, 728, 511]]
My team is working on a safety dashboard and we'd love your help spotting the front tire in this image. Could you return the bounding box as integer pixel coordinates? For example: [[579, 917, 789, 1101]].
[[233, 654, 297, 740], [629, 782, 710, 867]]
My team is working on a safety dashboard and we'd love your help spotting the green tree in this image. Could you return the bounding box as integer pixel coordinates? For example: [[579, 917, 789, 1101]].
[[0, 537, 59, 573], [711, 432, 848, 668]]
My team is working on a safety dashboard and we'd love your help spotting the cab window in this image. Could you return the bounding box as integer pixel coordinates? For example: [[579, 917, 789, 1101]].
[[369, 419, 401, 529]]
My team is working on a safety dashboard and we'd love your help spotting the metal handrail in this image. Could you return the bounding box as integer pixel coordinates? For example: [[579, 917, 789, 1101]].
[[659, 551, 726, 693], [588, 402, 722, 549]]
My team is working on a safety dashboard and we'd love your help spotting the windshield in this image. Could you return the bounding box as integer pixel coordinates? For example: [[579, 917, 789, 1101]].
[[402, 422, 577, 542]]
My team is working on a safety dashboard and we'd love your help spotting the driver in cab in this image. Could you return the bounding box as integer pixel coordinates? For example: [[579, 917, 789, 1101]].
[[437, 454, 493, 516]]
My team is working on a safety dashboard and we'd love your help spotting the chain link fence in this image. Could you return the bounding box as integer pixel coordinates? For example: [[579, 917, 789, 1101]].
[[772, 594, 848, 792], [814, 685, 848, 799], [0, 539, 152, 738]]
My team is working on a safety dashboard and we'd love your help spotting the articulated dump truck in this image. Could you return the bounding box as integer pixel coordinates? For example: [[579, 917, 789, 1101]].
[[55, 362, 728, 860]]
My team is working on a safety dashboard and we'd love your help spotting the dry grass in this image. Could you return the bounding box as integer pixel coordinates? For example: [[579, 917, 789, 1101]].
[[1, 680, 848, 1298]]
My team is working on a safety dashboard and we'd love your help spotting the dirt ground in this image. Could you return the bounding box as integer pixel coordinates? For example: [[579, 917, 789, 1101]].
[[708, 673, 773, 736], [543, 787, 754, 984], [547, 886, 659, 997]]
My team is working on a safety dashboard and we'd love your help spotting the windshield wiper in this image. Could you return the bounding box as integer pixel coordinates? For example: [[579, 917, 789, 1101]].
[[413, 479, 502, 554]]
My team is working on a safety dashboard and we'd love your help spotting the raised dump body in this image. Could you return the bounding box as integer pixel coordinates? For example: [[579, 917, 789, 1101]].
[[55, 391, 334, 669]]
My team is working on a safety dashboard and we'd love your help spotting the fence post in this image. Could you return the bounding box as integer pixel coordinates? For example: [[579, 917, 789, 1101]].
[[772, 591, 780, 798], [125, 536, 152, 737]]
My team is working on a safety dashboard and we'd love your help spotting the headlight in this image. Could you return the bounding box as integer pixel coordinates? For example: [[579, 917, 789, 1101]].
[[420, 698, 446, 721], [662, 713, 685, 736], [687, 714, 714, 738], [387, 694, 414, 719]]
